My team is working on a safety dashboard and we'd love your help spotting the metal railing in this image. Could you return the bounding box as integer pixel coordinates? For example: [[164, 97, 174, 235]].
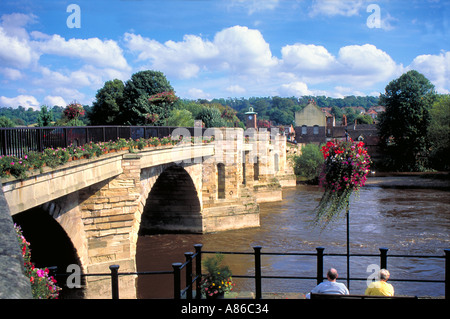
[[51, 245, 449, 299], [0, 126, 205, 157]]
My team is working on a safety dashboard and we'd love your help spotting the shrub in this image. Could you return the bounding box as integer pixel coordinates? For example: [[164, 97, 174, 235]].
[[292, 143, 324, 182]]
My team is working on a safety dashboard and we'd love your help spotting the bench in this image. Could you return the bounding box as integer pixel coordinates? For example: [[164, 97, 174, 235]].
[[310, 293, 418, 299]]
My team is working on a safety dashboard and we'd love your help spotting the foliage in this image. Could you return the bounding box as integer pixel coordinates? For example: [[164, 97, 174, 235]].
[[37, 106, 54, 127], [122, 70, 175, 125], [201, 254, 234, 298], [63, 102, 85, 120], [14, 224, 61, 299], [314, 139, 371, 227], [196, 106, 226, 128], [89, 79, 124, 125], [167, 109, 195, 127], [378, 70, 436, 171], [427, 94, 450, 170], [292, 143, 324, 182], [0, 115, 15, 127], [212, 95, 379, 126]]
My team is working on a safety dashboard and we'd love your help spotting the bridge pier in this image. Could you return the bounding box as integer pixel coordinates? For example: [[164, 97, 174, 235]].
[[80, 153, 142, 298]]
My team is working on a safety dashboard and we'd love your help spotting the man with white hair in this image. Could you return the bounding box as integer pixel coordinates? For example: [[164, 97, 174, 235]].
[[365, 269, 395, 296]]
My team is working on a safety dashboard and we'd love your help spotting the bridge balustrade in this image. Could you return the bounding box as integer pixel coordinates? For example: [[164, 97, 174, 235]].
[[0, 126, 205, 157]]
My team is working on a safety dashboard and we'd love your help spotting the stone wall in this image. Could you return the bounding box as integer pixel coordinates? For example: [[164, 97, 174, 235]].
[[0, 183, 32, 299]]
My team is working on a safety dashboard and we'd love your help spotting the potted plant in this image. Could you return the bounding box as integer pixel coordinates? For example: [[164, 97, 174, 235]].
[[200, 254, 234, 299]]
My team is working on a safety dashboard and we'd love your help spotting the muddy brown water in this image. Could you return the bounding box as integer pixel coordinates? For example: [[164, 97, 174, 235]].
[[136, 176, 450, 298]]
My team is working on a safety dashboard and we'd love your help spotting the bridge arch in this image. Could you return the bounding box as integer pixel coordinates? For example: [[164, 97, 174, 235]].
[[138, 164, 202, 234], [12, 205, 84, 298]]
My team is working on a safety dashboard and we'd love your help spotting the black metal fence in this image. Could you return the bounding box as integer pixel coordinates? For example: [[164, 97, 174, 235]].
[[0, 126, 205, 157], [52, 245, 450, 299]]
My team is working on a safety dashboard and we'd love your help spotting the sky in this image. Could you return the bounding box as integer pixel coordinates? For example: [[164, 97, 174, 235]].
[[0, 0, 449, 110]]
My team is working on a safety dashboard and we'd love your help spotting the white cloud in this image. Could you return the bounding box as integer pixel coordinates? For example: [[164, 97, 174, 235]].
[[337, 44, 401, 83], [279, 43, 402, 88], [309, 0, 369, 17], [0, 26, 37, 69], [0, 67, 23, 80], [35, 34, 129, 70], [281, 43, 336, 72], [279, 81, 312, 96], [124, 26, 278, 80], [0, 95, 40, 110], [213, 26, 278, 74], [125, 33, 217, 79], [187, 88, 212, 100], [43, 96, 66, 107], [228, 0, 280, 14], [408, 51, 450, 93], [226, 85, 246, 95]]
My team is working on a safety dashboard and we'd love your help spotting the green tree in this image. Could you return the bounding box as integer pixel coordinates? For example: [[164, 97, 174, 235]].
[[196, 106, 225, 128], [37, 105, 54, 127], [121, 70, 175, 125], [428, 94, 450, 170], [167, 109, 195, 127], [378, 70, 436, 171], [292, 143, 324, 182], [90, 79, 124, 125], [0, 116, 15, 127]]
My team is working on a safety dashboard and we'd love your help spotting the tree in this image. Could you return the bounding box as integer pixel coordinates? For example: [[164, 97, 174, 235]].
[[0, 116, 15, 127], [167, 109, 195, 127], [196, 106, 225, 128], [428, 94, 450, 170], [292, 143, 324, 182], [37, 106, 54, 127], [121, 70, 175, 125], [90, 79, 124, 125], [378, 70, 436, 171]]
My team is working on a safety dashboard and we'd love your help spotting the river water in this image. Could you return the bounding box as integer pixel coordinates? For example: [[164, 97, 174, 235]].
[[136, 176, 450, 298]]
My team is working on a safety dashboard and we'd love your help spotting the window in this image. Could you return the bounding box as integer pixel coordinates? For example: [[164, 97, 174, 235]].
[[313, 125, 319, 135], [301, 125, 307, 135], [217, 163, 225, 199]]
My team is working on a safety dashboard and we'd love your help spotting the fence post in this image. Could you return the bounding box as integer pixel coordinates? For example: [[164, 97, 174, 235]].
[[379, 247, 389, 270], [172, 262, 182, 300], [194, 244, 203, 299], [445, 249, 450, 299], [109, 265, 120, 299], [253, 246, 262, 299], [316, 247, 325, 285], [185, 252, 194, 300]]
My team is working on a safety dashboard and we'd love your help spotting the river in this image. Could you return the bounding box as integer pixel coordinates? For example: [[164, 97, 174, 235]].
[[136, 176, 450, 298]]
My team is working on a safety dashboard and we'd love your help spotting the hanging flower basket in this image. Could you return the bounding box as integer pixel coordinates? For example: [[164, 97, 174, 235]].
[[313, 139, 371, 227]]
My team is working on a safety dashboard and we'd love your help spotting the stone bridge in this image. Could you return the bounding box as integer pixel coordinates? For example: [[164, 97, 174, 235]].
[[1, 128, 295, 298]]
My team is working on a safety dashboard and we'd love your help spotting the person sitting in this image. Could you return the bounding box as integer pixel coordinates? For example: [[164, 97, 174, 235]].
[[306, 268, 349, 298], [365, 269, 394, 296]]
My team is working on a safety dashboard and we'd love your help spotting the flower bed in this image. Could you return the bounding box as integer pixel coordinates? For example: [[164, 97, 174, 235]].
[[0, 135, 214, 179], [15, 224, 61, 299]]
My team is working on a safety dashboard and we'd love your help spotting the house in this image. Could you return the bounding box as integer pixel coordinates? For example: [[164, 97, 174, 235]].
[[294, 99, 329, 144]]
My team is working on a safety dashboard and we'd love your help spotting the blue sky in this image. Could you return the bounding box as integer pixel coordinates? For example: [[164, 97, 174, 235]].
[[0, 0, 448, 109]]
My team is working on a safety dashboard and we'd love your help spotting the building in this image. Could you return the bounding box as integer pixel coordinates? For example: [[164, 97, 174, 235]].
[[294, 99, 331, 144], [293, 100, 381, 162]]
